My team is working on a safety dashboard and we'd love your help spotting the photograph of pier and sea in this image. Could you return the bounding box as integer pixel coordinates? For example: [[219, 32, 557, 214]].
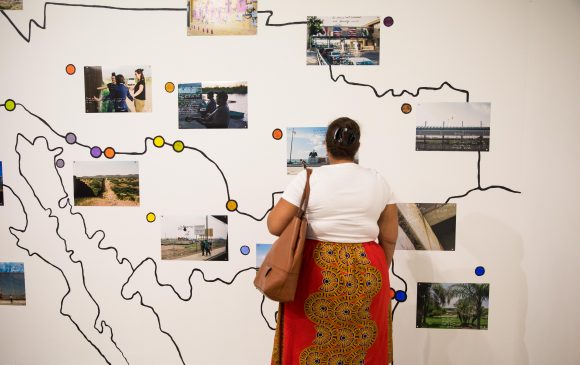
[[416, 102, 491, 152]]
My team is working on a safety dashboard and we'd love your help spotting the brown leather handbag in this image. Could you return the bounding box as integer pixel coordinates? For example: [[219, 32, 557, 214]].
[[254, 169, 312, 302]]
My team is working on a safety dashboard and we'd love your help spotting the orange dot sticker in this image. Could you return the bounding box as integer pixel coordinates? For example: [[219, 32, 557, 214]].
[[104, 147, 116, 159], [165, 82, 175, 93], [401, 103, 412, 114], [226, 200, 238, 212], [66, 64, 76, 75], [272, 128, 283, 140]]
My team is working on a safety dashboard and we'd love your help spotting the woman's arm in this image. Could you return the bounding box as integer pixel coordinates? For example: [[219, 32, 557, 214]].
[[267, 198, 299, 236], [378, 204, 398, 267]]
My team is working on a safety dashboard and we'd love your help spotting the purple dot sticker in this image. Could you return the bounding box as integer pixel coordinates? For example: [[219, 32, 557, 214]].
[[55, 159, 65, 168], [65, 133, 77, 144], [240, 245, 250, 255], [383, 16, 394, 27], [90, 146, 102, 158]]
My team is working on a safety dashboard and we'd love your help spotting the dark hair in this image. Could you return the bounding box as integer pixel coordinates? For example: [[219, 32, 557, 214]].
[[111, 72, 116, 77], [325, 117, 360, 160], [135, 68, 144, 80], [115, 74, 126, 84], [208, 91, 215, 98], [216, 91, 228, 105]]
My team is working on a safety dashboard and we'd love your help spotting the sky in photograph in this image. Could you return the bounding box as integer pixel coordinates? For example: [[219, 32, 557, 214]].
[[315, 16, 380, 27], [74, 161, 139, 177], [88, 65, 151, 83], [0, 161, 3, 177], [0, 262, 24, 273], [416, 102, 491, 128], [286, 127, 328, 160], [256, 244, 272, 267], [160, 215, 228, 240]]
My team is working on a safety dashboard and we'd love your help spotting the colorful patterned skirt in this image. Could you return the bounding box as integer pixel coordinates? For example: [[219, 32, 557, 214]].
[[271, 240, 393, 365]]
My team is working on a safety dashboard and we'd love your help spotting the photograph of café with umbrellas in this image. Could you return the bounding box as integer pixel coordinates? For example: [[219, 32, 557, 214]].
[[307, 16, 380, 66]]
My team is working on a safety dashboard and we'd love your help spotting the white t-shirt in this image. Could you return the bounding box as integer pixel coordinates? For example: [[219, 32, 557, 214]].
[[281, 163, 396, 243]]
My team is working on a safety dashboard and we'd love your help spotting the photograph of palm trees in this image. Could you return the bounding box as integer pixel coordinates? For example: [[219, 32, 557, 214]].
[[416, 102, 491, 152], [307, 16, 380, 66], [396, 203, 456, 251], [417, 282, 489, 330]]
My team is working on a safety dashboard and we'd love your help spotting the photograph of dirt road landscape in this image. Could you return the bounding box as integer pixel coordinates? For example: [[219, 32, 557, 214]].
[[0, 1, 22, 10], [73, 161, 140, 207]]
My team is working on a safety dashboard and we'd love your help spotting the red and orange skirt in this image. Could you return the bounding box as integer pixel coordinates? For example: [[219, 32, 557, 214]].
[[271, 240, 393, 365]]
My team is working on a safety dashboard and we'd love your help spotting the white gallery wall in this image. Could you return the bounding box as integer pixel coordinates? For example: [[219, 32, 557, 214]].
[[0, 0, 578, 364]]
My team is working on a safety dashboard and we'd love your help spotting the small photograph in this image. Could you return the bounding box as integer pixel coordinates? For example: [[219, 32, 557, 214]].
[[0, 1, 22, 10], [286, 127, 358, 175], [187, 0, 258, 36], [416, 102, 491, 152], [307, 16, 380, 66], [396, 203, 456, 251], [84, 66, 152, 113], [73, 161, 140, 207], [0, 161, 4, 206], [178, 81, 248, 129], [255, 243, 272, 267], [161, 215, 228, 261], [0, 262, 26, 305], [417, 282, 489, 330]]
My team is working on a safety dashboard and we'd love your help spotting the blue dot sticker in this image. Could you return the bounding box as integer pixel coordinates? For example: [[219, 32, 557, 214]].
[[240, 245, 250, 255], [394, 290, 407, 302], [475, 266, 486, 276]]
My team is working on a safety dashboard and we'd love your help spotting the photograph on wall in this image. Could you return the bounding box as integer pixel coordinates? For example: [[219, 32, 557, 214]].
[[0, 161, 3, 206], [307, 16, 380, 66], [84, 66, 152, 113], [0, 262, 26, 305], [187, 0, 257, 36], [161, 215, 228, 261], [178, 81, 248, 129], [255, 243, 271, 267], [0, 1, 22, 10], [416, 282, 489, 330], [286, 127, 359, 175], [396, 203, 456, 251], [73, 161, 140, 207], [415, 102, 491, 152]]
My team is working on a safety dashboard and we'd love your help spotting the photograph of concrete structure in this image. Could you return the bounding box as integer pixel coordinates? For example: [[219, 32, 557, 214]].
[[84, 65, 152, 113], [187, 0, 257, 36], [396, 203, 456, 251], [161, 215, 228, 261], [417, 282, 489, 330], [286, 127, 328, 175], [416, 102, 491, 152], [178, 81, 248, 129], [255, 243, 271, 267], [0, 262, 25, 306], [73, 161, 140, 207], [0, 161, 3, 206], [0, 0, 22, 10], [307, 16, 380, 66]]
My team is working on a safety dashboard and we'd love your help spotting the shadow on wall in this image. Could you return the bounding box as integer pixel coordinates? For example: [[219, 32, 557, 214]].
[[405, 213, 529, 365]]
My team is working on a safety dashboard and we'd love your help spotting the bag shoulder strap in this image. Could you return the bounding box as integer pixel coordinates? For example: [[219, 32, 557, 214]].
[[297, 169, 312, 218]]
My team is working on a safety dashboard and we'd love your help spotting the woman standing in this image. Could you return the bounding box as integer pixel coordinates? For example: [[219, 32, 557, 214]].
[[111, 74, 133, 112], [267, 117, 398, 365], [132, 68, 146, 112]]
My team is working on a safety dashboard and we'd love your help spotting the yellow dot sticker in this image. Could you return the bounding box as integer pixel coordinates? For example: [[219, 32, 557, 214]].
[[173, 141, 185, 153], [146, 213, 156, 223], [226, 200, 238, 211], [5, 99, 16, 111], [153, 136, 165, 148]]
